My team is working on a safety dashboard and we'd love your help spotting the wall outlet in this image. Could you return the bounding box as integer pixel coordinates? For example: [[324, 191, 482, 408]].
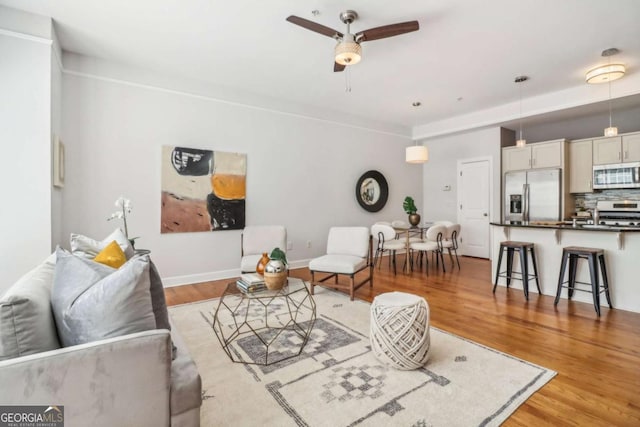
[[287, 241, 293, 251], [306, 240, 312, 248]]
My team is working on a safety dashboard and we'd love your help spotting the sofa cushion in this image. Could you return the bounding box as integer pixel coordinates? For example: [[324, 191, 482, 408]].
[[51, 248, 156, 347], [0, 253, 61, 361], [93, 240, 127, 268], [70, 228, 135, 260], [169, 317, 202, 416]]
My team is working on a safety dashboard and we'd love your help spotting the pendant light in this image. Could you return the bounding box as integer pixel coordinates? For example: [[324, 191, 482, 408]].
[[585, 48, 625, 137], [406, 144, 428, 163], [514, 76, 528, 147]]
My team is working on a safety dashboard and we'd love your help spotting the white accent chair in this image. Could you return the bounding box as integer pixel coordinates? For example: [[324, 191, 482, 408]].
[[371, 223, 406, 275], [409, 224, 447, 274], [240, 226, 287, 273], [308, 227, 373, 301]]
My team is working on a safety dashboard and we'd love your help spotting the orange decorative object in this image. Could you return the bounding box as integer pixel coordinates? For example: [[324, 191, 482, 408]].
[[256, 252, 270, 275]]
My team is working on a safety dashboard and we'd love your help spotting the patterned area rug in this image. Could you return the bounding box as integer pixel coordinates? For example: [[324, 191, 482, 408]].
[[169, 287, 555, 426]]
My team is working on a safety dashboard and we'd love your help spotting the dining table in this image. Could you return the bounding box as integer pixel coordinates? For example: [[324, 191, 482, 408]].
[[392, 222, 433, 273]]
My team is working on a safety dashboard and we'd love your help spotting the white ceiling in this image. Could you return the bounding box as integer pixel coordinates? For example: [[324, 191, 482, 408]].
[[2, 0, 640, 138]]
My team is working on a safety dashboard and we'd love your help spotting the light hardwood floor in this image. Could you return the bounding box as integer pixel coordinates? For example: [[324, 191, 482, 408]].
[[165, 255, 640, 426]]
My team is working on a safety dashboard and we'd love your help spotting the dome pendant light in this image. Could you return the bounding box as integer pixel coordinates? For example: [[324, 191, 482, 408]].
[[515, 76, 528, 147], [584, 48, 625, 137]]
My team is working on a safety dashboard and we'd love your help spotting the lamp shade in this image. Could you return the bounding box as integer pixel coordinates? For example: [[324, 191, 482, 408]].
[[585, 63, 626, 84], [406, 146, 428, 163]]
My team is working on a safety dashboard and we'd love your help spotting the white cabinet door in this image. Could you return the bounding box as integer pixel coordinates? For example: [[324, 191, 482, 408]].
[[502, 146, 531, 171], [569, 140, 593, 193], [593, 136, 622, 165], [532, 141, 562, 169], [623, 133, 640, 162]]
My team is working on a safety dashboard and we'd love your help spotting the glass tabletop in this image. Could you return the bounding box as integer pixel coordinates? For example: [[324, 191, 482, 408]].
[[224, 277, 308, 299]]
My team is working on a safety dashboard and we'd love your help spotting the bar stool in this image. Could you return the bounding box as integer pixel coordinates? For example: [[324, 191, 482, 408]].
[[554, 246, 612, 316], [493, 241, 541, 300]]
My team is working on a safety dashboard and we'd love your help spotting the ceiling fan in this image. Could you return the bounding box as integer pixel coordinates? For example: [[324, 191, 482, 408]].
[[286, 10, 419, 72]]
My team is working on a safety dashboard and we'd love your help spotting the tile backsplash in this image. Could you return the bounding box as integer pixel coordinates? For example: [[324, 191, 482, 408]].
[[574, 189, 640, 211]]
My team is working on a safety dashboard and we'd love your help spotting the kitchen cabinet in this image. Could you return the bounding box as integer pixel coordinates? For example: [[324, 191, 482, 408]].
[[502, 140, 564, 172], [593, 133, 640, 165], [569, 140, 593, 193]]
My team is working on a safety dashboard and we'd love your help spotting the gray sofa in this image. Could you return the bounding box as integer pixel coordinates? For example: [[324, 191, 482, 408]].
[[0, 249, 202, 426]]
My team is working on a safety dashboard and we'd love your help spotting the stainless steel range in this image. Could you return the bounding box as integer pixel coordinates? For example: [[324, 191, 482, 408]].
[[594, 200, 640, 227]]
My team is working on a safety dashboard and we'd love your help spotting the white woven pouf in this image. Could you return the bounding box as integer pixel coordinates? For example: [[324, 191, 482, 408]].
[[370, 292, 430, 370]]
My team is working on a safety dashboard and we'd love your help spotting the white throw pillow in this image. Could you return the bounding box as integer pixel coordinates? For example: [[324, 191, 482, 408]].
[[70, 228, 134, 259]]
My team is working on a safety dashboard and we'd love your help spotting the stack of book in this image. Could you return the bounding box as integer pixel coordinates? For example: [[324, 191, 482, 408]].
[[236, 273, 266, 293]]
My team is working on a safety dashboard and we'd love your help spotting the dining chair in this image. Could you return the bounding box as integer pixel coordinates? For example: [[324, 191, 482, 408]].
[[371, 223, 406, 275], [409, 224, 446, 274], [441, 223, 461, 269]]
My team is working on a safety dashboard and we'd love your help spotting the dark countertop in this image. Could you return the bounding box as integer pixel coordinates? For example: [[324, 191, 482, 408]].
[[490, 222, 640, 232]]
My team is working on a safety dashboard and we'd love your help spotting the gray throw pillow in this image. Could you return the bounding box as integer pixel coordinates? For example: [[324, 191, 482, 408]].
[[70, 228, 135, 260], [0, 253, 61, 360], [51, 248, 156, 347]]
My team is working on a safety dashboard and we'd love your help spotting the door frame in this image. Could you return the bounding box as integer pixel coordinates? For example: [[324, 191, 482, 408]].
[[456, 156, 494, 260]]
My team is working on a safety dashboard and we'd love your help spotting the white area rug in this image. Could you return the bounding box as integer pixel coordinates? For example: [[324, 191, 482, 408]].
[[169, 287, 555, 426]]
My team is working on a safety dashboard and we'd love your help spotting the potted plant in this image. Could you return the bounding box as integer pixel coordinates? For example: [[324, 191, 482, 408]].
[[403, 196, 421, 226], [264, 247, 288, 290]]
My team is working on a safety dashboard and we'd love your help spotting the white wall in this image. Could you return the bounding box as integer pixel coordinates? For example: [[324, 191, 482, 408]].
[[419, 127, 502, 223], [61, 57, 421, 286], [0, 12, 54, 292]]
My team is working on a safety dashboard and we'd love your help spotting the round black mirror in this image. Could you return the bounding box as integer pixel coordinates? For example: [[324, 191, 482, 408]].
[[355, 170, 388, 212]]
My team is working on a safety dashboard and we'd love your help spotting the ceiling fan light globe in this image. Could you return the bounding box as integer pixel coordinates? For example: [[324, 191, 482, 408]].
[[335, 42, 362, 66]]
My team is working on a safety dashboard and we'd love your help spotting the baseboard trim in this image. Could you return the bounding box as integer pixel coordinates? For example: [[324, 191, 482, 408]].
[[162, 258, 312, 287]]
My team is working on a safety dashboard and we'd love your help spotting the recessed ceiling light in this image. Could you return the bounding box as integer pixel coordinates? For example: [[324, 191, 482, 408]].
[[412, 101, 421, 107]]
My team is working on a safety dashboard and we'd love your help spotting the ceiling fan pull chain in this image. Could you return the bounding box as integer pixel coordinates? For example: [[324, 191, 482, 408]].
[[345, 67, 352, 92]]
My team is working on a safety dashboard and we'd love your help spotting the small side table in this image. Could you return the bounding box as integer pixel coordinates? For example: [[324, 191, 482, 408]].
[[213, 277, 316, 365]]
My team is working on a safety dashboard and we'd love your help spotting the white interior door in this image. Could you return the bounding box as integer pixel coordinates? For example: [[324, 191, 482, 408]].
[[457, 158, 491, 258]]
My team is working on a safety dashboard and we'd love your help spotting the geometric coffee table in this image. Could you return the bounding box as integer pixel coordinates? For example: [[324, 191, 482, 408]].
[[212, 277, 316, 365]]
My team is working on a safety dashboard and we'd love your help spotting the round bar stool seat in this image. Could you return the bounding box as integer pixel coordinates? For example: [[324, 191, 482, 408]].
[[493, 241, 541, 300], [555, 246, 612, 316], [370, 292, 430, 370]]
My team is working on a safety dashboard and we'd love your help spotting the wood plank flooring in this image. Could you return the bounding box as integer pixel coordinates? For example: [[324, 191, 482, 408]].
[[164, 255, 640, 426]]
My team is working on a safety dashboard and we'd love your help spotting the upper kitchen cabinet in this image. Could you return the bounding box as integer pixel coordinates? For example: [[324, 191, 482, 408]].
[[593, 132, 640, 165], [502, 140, 565, 172], [568, 140, 593, 193]]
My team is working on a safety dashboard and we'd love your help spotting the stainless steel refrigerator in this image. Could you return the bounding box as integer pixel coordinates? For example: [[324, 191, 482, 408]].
[[504, 168, 561, 223]]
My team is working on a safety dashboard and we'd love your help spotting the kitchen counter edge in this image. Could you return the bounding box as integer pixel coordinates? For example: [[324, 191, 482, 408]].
[[490, 222, 640, 232]]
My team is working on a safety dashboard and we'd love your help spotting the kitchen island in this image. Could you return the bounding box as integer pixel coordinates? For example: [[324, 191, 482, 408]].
[[490, 222, 640, 313]]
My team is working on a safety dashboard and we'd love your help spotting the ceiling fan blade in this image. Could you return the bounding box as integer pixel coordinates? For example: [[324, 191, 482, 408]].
[[286, 15, 343, 39], [356, 21, 419, 42], [334, 62, 346, 72]]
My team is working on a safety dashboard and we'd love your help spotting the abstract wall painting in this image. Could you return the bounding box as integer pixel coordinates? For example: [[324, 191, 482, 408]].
[[161, 146, 246, 233]]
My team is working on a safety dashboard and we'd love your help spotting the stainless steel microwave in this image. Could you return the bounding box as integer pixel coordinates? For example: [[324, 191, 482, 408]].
[[593, 162, 640, 189]]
